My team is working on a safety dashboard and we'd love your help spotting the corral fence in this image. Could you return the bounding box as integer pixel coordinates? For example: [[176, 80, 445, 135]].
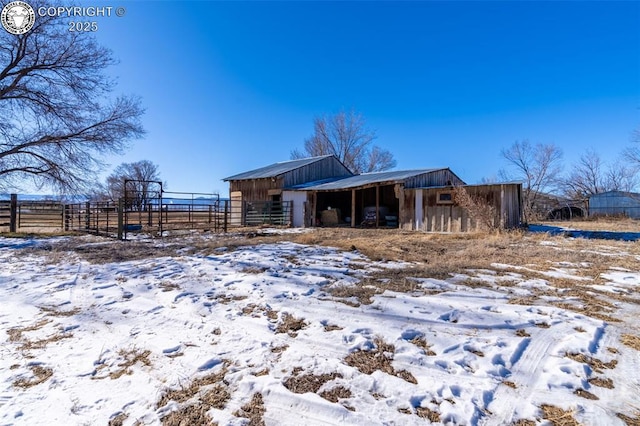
[[1, 193, 293, 239]]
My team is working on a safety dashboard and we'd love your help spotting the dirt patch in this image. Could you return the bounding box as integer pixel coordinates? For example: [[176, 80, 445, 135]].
[[13, 364, 53, 388], [234, 393, 266, 426]]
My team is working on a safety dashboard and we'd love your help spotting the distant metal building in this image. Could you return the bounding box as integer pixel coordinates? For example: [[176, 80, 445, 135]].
[[588, 191, 640, 218]]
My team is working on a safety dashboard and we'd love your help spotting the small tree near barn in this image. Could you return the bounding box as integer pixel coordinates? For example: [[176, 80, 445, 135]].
[[0, 0, 144, 193], [105, 160, 162, 211], [500, 140, 563, 223], [291, 109, 396, 174]]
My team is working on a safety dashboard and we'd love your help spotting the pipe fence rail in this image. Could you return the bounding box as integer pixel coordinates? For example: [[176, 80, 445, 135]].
[[1, 194, 293, 239]]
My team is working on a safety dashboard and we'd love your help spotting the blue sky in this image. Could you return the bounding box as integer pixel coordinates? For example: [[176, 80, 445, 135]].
[[91, 0, 639, 195]]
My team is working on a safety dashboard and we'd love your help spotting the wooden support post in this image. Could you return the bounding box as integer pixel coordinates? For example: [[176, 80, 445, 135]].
[[64, 204, 70, 231], [9, 194, 17, 233], [117, 198, 124, 240], [223, 200, 228, 233], [375, 185, 380, 228], [85, 201, 90, 230], [351, 189, 356, 228]]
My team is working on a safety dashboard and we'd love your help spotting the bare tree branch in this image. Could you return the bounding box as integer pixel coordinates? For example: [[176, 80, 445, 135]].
[[292, 109, 396, 173], [0, 0, 145, 193], [500, 140, 563, 223]]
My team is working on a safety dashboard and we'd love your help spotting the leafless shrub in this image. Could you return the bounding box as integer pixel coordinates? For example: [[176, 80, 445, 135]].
[[453, 186, 499, 231]]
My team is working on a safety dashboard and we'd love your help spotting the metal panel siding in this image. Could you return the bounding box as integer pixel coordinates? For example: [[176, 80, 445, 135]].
[[282, 156, 352, 188]]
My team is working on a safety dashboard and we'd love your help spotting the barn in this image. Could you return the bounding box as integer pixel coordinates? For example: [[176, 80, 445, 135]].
[[223, 155, 352, 225], [284, 168, 465, 228], [225, 156, 523, 231], [588, 191, 640, 218]]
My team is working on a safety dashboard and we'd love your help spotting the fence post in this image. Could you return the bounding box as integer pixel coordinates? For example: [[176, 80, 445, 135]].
[[9, 194, 17, 233], [117, 198, 124, 240], [85, 202, 90, 230], [224, 200, 228, 233], [64, 204, 70, 231]]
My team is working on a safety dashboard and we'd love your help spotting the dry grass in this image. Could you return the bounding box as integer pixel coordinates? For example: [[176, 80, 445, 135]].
[[234, 393, 266, 426], [540, 404, 580, 426], [617, 413, 640, 425], [515, 329, 531, 337], [319, 386, 352, 403], [283, 371, 342, 394], [13, 364, 53, 388], [416, 406, 441, 422], [541, 217, 640, 233], [109, 348, 152, 380], [39, 306, 81, 317], [157, 361, 230, 409], [161, 403, 217, 426], [621, 334, 640, 351], [7, 319, 51, 342], [18, 332, 73, 351], [565, 353, 618, 374], [344, 337, 417, 384], [574, 388, 599, 400], [512, 420, 536, 426], [409, 336, 436, 356], [588, 377, 614, 389], [502, 380, 517, 389], [274, 313, 307, 337], [108, 412, 128, 426], [323, 324, 343, 332]]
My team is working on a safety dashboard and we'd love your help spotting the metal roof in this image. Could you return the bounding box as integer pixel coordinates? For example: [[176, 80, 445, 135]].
[[223, 155, 336, 181], [301, 169, 446, 191]]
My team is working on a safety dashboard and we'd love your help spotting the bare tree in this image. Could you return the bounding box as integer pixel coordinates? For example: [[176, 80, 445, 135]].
[[564, 150, 637, 200], [291, 109, 396, 173], [623, 124, 640, 167], [500, 140, 563, 223], [0, 0, 144, 193], [105, 160, 162, 211]]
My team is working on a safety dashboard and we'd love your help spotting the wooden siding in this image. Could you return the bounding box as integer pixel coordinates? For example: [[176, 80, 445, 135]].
[[228, 156, 351, 203], [402, 184, 522, 232]]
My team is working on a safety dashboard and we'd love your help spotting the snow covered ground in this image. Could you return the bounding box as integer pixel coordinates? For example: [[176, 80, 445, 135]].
[[0, 232, 639, 425]]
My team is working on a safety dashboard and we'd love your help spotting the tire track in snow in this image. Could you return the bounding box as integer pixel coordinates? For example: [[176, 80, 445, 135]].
[[483, 327, 558, 425]]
